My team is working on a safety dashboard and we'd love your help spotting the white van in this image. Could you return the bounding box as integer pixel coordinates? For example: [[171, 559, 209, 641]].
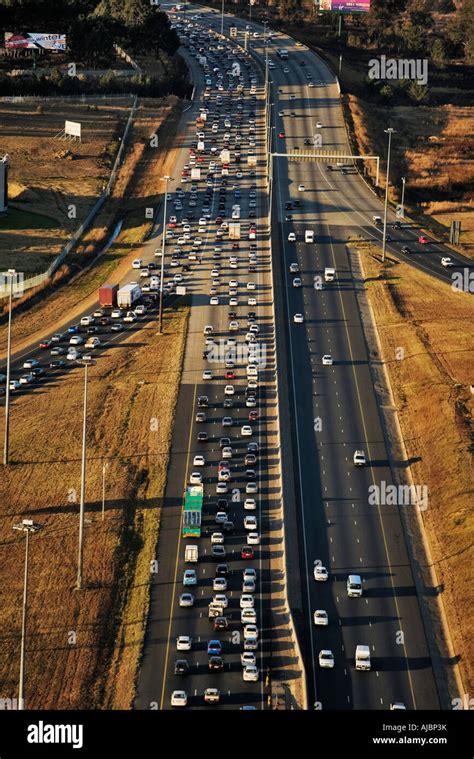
[[355, 645, 371, 671], [347, 574, 363, 597], [305, 230, 314, 243], [324, 267, 335, 282]]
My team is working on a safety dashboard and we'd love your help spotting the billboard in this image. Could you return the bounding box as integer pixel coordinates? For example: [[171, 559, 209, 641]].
[[317, 0, 370, 11], [5, 33, 67, 51]]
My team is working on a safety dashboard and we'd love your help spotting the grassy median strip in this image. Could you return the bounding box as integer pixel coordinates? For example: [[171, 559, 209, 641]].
[[1, 303, 189, 709], [358, 246, 473, 694]]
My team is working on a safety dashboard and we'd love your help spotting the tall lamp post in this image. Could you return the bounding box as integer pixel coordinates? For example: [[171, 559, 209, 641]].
[[75, 357, 95, 591], [3, 268, 16, 466], [220, 0, 225, 36], [382, 127, 396, 263], [101, 460, 108, 522], [13, 519, 43, 710], [400, 176, 406, 219], [158, 176, 172, 335]]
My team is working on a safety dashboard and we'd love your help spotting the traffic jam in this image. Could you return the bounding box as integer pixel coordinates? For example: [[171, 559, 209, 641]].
[[168, 13, 266, 709]]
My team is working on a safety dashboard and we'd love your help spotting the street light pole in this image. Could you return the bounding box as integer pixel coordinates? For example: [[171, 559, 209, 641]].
[[220, 0, 225, 36], [382, 127, 396, 263], [76, 359, 94, 590], [158, 176, 171, 335], [13, 519, 43, 710], [3, 268, 16, 466], [400, 176, 406, 218], [101, 461, 108, 522]]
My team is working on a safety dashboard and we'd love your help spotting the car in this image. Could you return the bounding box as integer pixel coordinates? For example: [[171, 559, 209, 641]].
[[243, 665, 259, 682], [189, 472, 202, 485], [49, 359, 66, 370], [288, 232, 296, 242], [23, 358, 40, 370], [319, 650, 335, 668], [213, 576, 227, 591], [244, 515, 257, 531], [111, 309, 123, 319], [313, 562, 329, 581], [132, 259, 143, 269], [197, 432, 209, 443], [241, 425, 252, 437], [316, 122, 322, 129], [39, 339, 52, 349], [244, 624, 259, 640], [211, 530, 225, 545], [211, 544, 226, 558], [216, 482, 228, 495], [208, 656, 224, 671], [215, 511, 228, 524], [418, 236, 429, 244], [248, 297, 257, 306], [390, 703, 407, 711], [441, 256, 454, 268], [202, 370, 213, 381], [210, 296, 219, 305], [289, 262, 299, 273], [179, 593, 194, 607], [293, 313, 304, 324], [204, 688, 220, 704], [214, 615, 229, 631], [241, 651, 256, 667], [207, 639, 222, 655], [224, 384, 235, 396], [216, 563, 230, 577], [322, 354, 333, 366], [248, 532, 260, 545], [195, 412, 206, 423], [193, 455, 205, 467], [244, 497, 257, 511], [183, 570, 197, 586], [313, 609, 329, 626], [171, 690, 187, 707], [220, 438, 231, 449], [241, 545, 254, 560], [222, 416, 233, 427], [298, 184, 305, 192], [19, 373, 34, 385], [240, 593, 255, 609], [293, 277, 302, 288], [174, 659, 190, 676], [401, 246, 412, 254], [353, 450, 366, 466], [51, 332, 65, 343], [213, 594, 228, 609], [278, 131, 285, 138]]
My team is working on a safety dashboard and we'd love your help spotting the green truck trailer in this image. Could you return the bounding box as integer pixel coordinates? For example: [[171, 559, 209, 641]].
[[181, 484, 203, 538]]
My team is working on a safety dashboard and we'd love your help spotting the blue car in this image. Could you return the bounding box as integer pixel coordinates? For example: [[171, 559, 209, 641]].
[[207, 640, 222, 655], [67, 324, 79, 334]]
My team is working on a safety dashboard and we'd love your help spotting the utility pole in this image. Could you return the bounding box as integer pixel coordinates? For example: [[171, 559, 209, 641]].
[[3, 268, 16, 466], [13, 519, 43, 710], [75, 358, 94, 590], [400, 176, 406, 218], [101, 460, 108, 522], [158, 176, 172, 335], [382, 128, 396, 263], [220, 0, 225, 36]]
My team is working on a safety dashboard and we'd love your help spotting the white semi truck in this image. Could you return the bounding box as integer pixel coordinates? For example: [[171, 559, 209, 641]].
[[117, 284, 142, 308]]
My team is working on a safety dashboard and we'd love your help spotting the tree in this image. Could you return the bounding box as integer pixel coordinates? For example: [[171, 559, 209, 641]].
[[431, 37, 447, 67], [446, 0, 474, 62]]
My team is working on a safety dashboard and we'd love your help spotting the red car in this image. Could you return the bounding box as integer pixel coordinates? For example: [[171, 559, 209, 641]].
[[232, 243, 239, 250], [418, 236, 429, 244], [197, 156, 205, 162], [278, 131, 285, 138], [39, 340, 52, 349], [249, 410, 259, 422], [168, 221, 177, 229], [215, 216, 223, 225], [241, 545, 254, 560], [225, 371, 235, 380]]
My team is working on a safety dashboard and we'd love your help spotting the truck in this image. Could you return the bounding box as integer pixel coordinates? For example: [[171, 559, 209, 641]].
[[324, 267, 335, 282], [185, 544, 198, 563], [277, 49, 289, 60], [208, 601, 225, 619], [228, 222, 241, 240], [182, 484, 203, 538], [117, 283, 141, 309], [230, 25, 237, 38], [99, 283, 118, 308], [355, 645, 371, 671]]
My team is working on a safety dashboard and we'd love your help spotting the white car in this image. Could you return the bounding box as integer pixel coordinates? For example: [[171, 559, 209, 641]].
[[229, 279, 238, 288], [244, 623, 259, 640], [243, 665, 259, 682], [224, 385, 235, 396], [241, 651, 256, 667], [322, 354, 333, 365], [177, 635, 192, 651], [123, 311, 136, 323], [202, 370, 213, 380], [316, 122, 322, 129], [240, 594, 255, 609], [293, 313, 304, 324], [213, 576, 227, 591], [189, 472, 202, 484], [241, 425, 253, 437], [313, 609, 329, 626], [313, 563, 329, 581], [213, 593, 228, 608], [179, 593, 194, 607], [353, 450, 366, 466], [441, 256, 454, 268], [246, 482, 258, 494], [222, 446, 233, 459], [134, 304, 146, 315], [171, 690, 188, 707], [244, 498, 257, 511], [183, 570, 197, 586], [67, 349, 81, 361], [193, 455, 205, 467], [244, 515, 257, 531], [248, 532, 260, 545], [293, 277, 302, 288], [248, 297, 257, 306], [69, 335, 83, 346], [298, 184, 305, 192], [111, 309, 122, 319], [319, 650, 335, 668], [241, 608, 257, 624], [288, 232, 296, 242], [132, 258, 143, 269], [247, 281, 256, 290], [210, 296, 219, 305], [390, 703, 407, 710], [204, 688, 220, 704]]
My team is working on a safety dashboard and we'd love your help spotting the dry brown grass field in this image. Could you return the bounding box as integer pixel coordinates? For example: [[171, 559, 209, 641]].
[[0, 303, 188, 709], [360, 248, 474, 694]]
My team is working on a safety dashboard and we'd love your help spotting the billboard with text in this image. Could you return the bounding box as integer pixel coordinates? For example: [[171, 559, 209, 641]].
[[4, 33, 67, 51], [318, 0, 371, 12]]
